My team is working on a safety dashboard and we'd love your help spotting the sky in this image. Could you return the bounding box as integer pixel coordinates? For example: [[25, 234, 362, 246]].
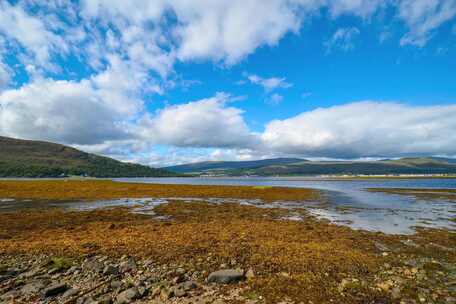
[[0, 0, 456, 166]]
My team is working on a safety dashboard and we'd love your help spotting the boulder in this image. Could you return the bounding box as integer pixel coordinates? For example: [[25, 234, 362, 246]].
[[43, 282, 69, 297], [207, 269, 245, 284]]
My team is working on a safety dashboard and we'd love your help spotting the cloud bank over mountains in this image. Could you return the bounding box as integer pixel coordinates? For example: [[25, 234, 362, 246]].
[[1, 0, 456, 164]]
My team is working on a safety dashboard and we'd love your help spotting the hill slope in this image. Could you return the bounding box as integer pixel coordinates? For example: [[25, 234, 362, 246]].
[[166, 158, 304, 173], [0, 136, 175, 178], [165, 157, 456, 176]]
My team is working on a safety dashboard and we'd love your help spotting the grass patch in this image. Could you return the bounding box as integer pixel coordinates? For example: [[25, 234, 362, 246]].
[[252, 186, 274, 190], [49, 257, 73, 270]]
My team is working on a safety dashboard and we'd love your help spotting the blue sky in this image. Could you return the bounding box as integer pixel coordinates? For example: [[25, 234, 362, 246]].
[[1, 0, 456, 166]]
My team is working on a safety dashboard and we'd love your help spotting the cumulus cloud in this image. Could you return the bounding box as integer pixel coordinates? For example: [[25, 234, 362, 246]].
[[0, 63, 143, 145], [172, 0, 304, 64], [137, 93, 258, 148], [325, 27, 360, 53], [261, 101, 456, 158]]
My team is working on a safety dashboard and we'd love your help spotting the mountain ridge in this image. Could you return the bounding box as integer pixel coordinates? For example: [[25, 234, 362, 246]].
[[165, 156, 456, 176], [0, 136, 175, 178]]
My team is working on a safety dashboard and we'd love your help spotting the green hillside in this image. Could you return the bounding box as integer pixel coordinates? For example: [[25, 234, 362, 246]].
[[166, 157, 456, 176], [0, 136, 175, 178], [166, 158, 304, 173]]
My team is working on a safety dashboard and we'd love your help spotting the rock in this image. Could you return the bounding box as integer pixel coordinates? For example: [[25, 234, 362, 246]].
[[21, 280, 46, 295], [48, 267, 60, 275], [82, 259, 104, 273], [116, 287, 139, 304], [43, 282, 69, 297], [120, 258, 137, 273], [138, 286, 148, 298], [175, 267, 186, 275], [66, 266, 79, 275], [103, 265, 119, 276], [21, 267, 41, 279], [172, 274, 185, 284], [174, 288, 187, 297], [374, 242, 391, 252], [0, 289, 20, 301], [62, 288, 79, 298], [207, 269, 245, 284], [111, 280, 123, 289], [182, 280, 198, 291], [97, 294, 113, 304]]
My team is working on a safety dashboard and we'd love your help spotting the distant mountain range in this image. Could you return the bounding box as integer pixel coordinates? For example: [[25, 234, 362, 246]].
[[165, 157, 456, 176], [0, 136, 175, 178]]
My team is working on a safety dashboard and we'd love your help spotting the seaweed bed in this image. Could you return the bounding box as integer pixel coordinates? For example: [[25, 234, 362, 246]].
[[368, 188, 456, 201], [0, 181, 455, 303]]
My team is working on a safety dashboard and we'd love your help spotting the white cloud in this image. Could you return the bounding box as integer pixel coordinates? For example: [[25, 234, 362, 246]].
[[0, 1, 66, 69], [0, 61, 10, 89], [267, 93, 284, 105], [261, 101, 456, 158], [247, 74, 293, 92], [0, 63, 143, 145], [138, 93, 258, 148], [172, 0, 303, 64], [328, 0, 387, 18], [399, 0, 456, 47], [325, 27, 360, 53]]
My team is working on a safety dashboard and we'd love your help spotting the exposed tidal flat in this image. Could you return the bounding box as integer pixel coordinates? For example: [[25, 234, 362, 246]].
[[0, 180, 455, 304]]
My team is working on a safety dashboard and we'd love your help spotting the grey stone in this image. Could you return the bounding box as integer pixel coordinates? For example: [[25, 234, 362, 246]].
[[97, 294, 113, 304], [111, 280, 123, 289], [103, 265, 119, 276], [82, 259, 104, 273], [207, 269, 245, 284], [115, 287, 139, 304], [43, 282, 69, 297], [182, 280, 197, 291], [374, 242, 391, 252], [62, 288, 79, 298], [119, 258, 137, 273], [21, 280, 46, 295]]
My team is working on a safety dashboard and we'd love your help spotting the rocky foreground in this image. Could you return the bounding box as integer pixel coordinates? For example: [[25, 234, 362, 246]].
[[1, 254, 260, 304], [1, 245, 455, 304]]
